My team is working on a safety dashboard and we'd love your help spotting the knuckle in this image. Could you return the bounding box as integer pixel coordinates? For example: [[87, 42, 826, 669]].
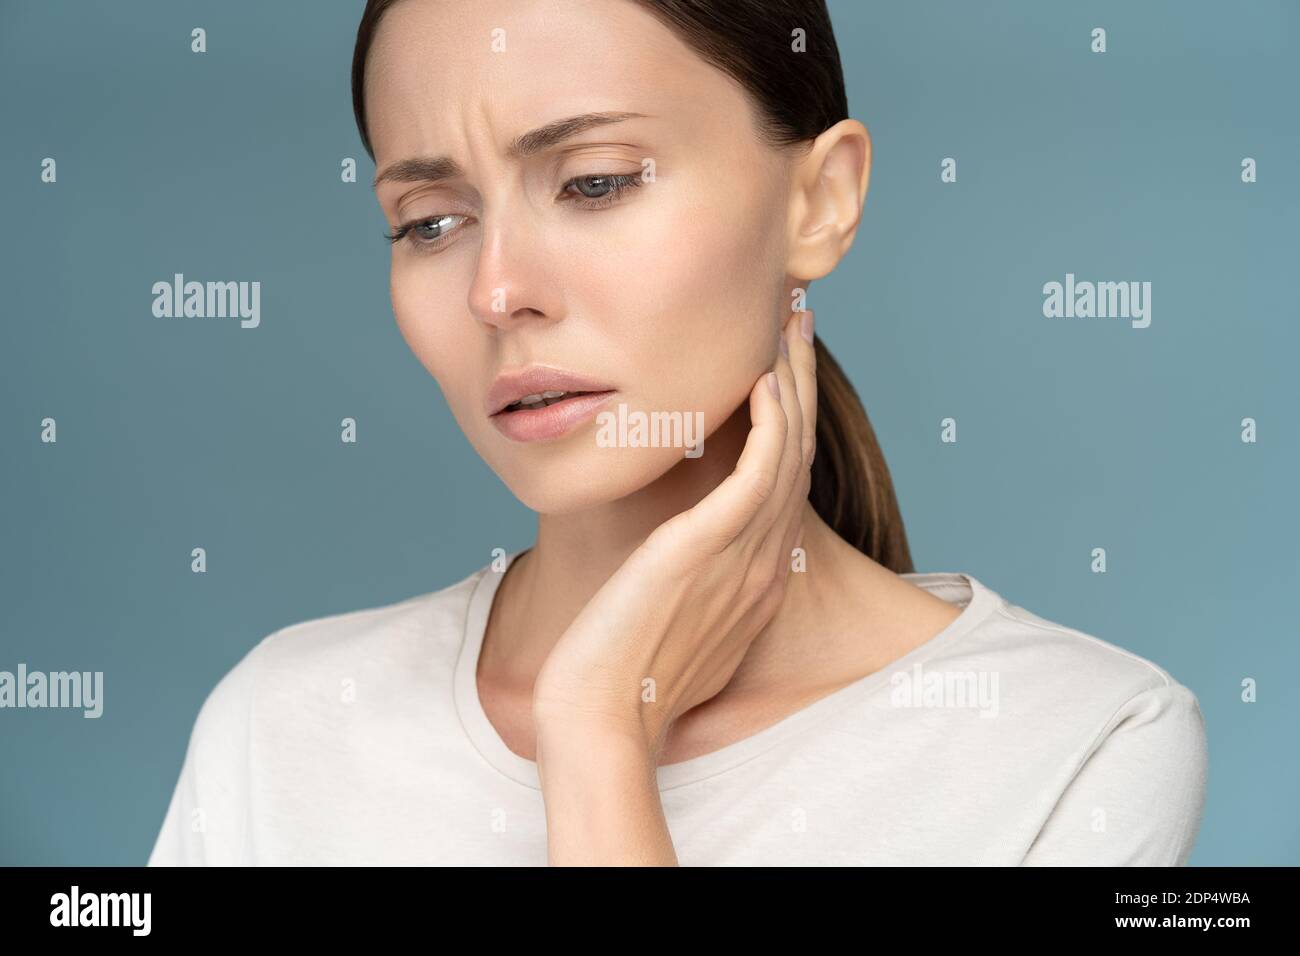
[[774, 407, 790, 440], [802, 435, 816, 465], [740, 562, 772, 603], [748, 471, 776, 507], [784, 447, 803, 483], [645, 515, 687, 555]]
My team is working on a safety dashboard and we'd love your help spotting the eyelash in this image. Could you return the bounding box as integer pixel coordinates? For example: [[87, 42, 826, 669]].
[[383, 173, 644, 252]]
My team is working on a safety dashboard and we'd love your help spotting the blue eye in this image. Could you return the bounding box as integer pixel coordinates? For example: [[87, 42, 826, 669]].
[[413, 214, 463, 242], [384, 172, 644, 252], [563, 173, 642, 204]]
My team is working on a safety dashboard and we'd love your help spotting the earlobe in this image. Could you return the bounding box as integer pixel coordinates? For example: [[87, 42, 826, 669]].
[[784, 119, 872, 282]]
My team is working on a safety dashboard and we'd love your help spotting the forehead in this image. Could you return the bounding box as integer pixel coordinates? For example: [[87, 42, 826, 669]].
[[363, 0, 756, 165]]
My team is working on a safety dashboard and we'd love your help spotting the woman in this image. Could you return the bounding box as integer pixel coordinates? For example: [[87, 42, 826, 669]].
[[147, 0, 1208, 866]]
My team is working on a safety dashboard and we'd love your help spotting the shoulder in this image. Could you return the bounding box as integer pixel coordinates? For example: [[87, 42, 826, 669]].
[[254, 565, 482, 674], [190, 562, 491, 738], [928, 573, 1206, 736], [148, 564, 495, 864], [920, 573, 1208, 863]]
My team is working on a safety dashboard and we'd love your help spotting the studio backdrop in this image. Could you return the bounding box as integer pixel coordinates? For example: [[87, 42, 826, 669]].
[[0, 0, 1296, 865]]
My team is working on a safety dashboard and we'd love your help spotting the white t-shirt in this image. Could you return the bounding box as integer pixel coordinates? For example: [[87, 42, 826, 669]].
[[146, 551, 1208, 866]]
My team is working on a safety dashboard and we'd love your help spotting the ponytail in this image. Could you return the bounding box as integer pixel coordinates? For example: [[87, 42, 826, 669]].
[[810, 337, 913, 572]]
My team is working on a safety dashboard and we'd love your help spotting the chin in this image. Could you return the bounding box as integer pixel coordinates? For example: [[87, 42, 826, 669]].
[[490, 442, 696, 515]]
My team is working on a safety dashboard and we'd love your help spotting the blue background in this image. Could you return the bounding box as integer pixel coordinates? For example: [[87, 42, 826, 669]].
[[1, 0, 1295, 865]]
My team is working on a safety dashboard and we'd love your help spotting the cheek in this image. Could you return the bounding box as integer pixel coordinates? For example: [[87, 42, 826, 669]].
[[625, 194, 784, 428], [389, 260, 477, 399]]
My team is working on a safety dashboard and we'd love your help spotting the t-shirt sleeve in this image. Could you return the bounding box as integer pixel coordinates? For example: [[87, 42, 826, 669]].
[[145, 640, 262, 866], [1020, 679, 1208, 866]]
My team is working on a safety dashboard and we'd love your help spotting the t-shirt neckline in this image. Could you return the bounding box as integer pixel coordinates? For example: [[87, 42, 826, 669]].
[[451, 549, 1001, 791]]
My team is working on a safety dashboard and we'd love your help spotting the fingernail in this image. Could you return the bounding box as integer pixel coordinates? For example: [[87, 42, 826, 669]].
[[779, 333, 790, 357], [801, 310, 815, 343], [767, 371, 780, 398]]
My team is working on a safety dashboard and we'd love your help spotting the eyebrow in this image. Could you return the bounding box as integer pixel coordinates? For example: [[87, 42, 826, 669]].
[[372, 111, 648, 189]]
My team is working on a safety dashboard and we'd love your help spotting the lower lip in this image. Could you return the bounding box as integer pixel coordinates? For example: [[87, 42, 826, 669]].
[[490, 390, 617, 442]]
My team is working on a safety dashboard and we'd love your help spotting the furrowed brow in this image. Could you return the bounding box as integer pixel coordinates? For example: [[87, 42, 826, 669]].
[[505, 110, 647, 159], [372, 155, 463, 190], [372, 111, 647, 189]]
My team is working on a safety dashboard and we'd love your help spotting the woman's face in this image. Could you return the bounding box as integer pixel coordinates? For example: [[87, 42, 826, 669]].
[[367, 0, 797, 513]]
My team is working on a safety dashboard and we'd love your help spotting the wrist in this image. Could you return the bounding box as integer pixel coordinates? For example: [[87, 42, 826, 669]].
[[532, 719, 677, 866], [533, 707, 649, 754], [534, 717, 657, 786]]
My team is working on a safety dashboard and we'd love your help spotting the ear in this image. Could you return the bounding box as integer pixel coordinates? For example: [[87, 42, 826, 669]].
[[784, 119, 871, 282]]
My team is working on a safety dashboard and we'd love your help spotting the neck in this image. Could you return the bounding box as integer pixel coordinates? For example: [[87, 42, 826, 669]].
[[481, 401, 873, 699]]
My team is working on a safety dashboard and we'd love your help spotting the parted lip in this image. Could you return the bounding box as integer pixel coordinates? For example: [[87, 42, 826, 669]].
[[485, 365, 616, 416]]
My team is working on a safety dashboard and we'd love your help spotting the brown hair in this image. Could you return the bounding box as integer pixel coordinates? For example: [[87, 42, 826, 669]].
[[352, 0, 913, 573]]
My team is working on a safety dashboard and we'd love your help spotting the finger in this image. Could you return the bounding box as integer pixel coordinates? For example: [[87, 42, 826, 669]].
[[785, 308, 818, 467], [736, 319, 805, 586], [773, 495, 808, 588], [758, 310, 817, 573], [763, 320, 805, 526], [673, 361, 788, 551]]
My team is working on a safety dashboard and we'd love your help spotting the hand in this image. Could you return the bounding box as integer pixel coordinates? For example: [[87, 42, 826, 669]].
[[531, 308, 818, 756]]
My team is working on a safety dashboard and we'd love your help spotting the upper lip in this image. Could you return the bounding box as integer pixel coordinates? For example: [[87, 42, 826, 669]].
[[485, 365, 616, 416]]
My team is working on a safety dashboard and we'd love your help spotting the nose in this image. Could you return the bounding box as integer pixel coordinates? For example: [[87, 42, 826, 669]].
[[466, 201, 563, 332]]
